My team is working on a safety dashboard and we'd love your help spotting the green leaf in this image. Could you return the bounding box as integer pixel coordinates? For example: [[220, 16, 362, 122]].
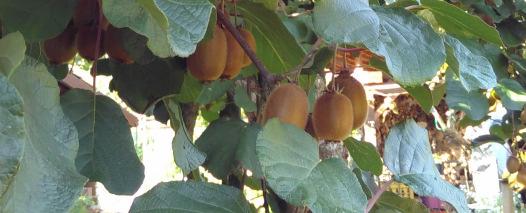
[[130, 181, 252, 213], [61, 89, 145, 195], [0, 32, 26, 78], [104, 0, 174, 57], [196, 118, 247, 179], [0, 0, 75, 41], [373, 191, 428, 213], [25, 43, 69, 80], [234, 85, 257, 112], [154, 0, 214, 57], [365, 7, 445, 86], [257, 119, 367, 212], [120, 27, 157, 65], [196, 80, 235, 105], [238, 2, 306, 74], [302, 47, 334, 75], [312, 0, 380, 44], [384, 119, 469, 212], [446, 73, 489, 120], [444, 36, 496, 91], [173, 73, 203, 103], [403, 85, 433, 112], [164, 98, 206, 175], [344, 138, 383, 176], [495, 78, 526, 110], [96, 58, 185, 113], [432, 83, 446, 106], [1, 58, 87, 212], [0, 74, 24, 197], [420, 0, 503, 46], [236, 124, 264, 178]]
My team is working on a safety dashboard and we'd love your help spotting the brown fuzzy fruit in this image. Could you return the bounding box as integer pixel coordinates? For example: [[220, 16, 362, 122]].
[[104, 25, 133, 64], [329, 75, 368, 129], [44, 24, 77, 64], [239, 28, 256, 67], [262, 84, 309, 129], [73, 0, 108, 29], [76, 26, 106, 61], [517, 165, 526, 185], [507, 156, 521, 173], [187, 25, 227, 81], [222, 31, 244, 79], [312, 92, 354, 141]]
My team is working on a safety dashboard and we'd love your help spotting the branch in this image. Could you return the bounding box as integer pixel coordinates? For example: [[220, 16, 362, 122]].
[[217, 11, 273, 84], [335, 47, 366, 53], [365, 180, 393, 213]]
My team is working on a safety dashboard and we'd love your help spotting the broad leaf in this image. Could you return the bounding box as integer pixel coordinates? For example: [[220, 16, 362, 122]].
[[154, 0, 214, 57], [365, 7, 445, 86], [173, 73, 203, 103], [164, 98, 206, 175], [61, 89, 145, 195], [0, 74, 24, 197], [384, 119, 469, 212], [0, 58, 87, 212], [0, 32, 26, 78], [495, 78, 526, 110], [373, 191, 427, 213], [344, 138, 383, 176], [257, 119, 367, 212], [421, 0, 503, 46], [238, 2, 306, 74], [446, 73, 489, 120], [301, 47, 334, 75], [312, 0, 380, 44], [235, 124, 263, 178], [403, 85, 433, 112], [234, 85, 257, 113], [130, 181, 252, 212], [444, 36, 496, 91], [0, 0, 76, 41], [103, 0, 174, 57], [96, 58, 185, 113], [196, 80, 235, 105], [196, 118, 247, 179]]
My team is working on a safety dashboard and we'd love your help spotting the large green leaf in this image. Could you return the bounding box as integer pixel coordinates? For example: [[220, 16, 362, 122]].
[[237, 2, 306, 74], [130, 181, 252, 212], [365, 7, 445, 86], [0, 32, 26, 78], [96, 59, 185, 113], [403, 84, 434, 112], [164, 98, 206, 175], [312, 0, 379, 44], [372, 191, 428, 213], [195, 80, 235, 105], [495, 78, 526, 110], [0, 58, 87, 212], [383, 119, 468, 212], [344, 138, 383, 176], [444, 36, 496, 91], [420, 0, 503, 46], [0, 0, 76, 41], [61, 89, 145, 195], [103, 0, 174, 57], [196, 118, 247, 179], [0, 74, 24, 197], [257, 119, 367, 212], [234, 85, 257, 113], [154, 0, 214, 57], [235, 124, 263, 178], [446, 73, 489, 120]]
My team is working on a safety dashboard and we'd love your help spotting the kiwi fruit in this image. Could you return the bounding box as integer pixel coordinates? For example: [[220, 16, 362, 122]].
[[312, 92, 354, 141], [187, 25, 228, 81], [507, 156, 521, 173], [44, 23, 78, 64], [262, 84, 309, 129], [239, 28, 256, 67], [222, 30, 244, 79], [104, 25, 133, 64], [73, 0, 108, 29], [76, 26, 106, 61], [517, 165, 526, 185], [329, 75, 368, 129]]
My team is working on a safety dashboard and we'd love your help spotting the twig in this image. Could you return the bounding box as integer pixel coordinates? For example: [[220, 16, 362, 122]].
[[431, 107, 447, 130], [336, 47, 365, 53], [365, 180, 393, 213], [261, 179, 270, 213]]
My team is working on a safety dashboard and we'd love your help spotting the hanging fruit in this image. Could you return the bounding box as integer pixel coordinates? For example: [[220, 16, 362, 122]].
[[239, 28, 256, 67], [73, 0, 109, 30], [76, 26, 106, 61], [329, 74, 368, 129], [43, 23, 78, 64], [312, 92, 354, 141], [187, 25, 228, 81], [507, 156, 521, 173], [104, 25, 133, 64], [221, 30, 244, 79], [262, 84, 309, 129]]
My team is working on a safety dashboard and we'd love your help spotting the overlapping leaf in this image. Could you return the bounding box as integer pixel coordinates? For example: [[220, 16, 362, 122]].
[[0, 32, 26, 78], [494, 78, 526, 110], [446, 73, 489, 120]]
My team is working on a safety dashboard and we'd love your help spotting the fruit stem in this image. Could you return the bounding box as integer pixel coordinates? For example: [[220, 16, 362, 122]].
[[365, 180, 393, 213]]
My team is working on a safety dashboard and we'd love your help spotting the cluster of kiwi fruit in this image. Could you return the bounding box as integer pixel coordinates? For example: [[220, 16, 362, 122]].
[[187, 22, 256, 81], [262, 70, 368, 142], [43, 0, 132, 64], [507, 156, 526, 185]]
